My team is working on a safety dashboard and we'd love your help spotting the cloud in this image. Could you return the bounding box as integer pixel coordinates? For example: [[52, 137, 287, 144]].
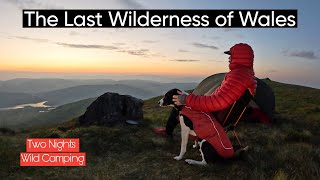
[[69, 31, 81, 36], [192, 43, 218, 50], [118, 49, 149, 57], [0, 32, 10, 39], [4, 0, 63, 9], [178, 49, 189, 53], [170, 59, 200, 62], [202, 34, 221, 40], [55, 42, 118, 50], [223, 28, 238, 32], [151, 53, 166, 58], [267, 69, 278, 73], [283, 49, 319, 60], [118, 0, 144, 9], [142, 40, 158, 44], [9, 34, 158, 58], [113, 42, 126, 46], [57, 42, 152, 57], [13, 36, 49, 43], [235, 34, 245, 39], [57, 42, 151, 57]]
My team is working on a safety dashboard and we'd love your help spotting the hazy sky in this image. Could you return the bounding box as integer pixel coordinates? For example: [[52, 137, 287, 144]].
[[0, 0, 319, 88]]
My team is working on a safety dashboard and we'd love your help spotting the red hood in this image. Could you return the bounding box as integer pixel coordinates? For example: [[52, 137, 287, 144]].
[[228, 43, 254, 70]]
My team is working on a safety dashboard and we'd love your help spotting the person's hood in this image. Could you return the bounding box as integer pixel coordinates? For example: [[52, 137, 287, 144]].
[[227, 43, 254, 70]]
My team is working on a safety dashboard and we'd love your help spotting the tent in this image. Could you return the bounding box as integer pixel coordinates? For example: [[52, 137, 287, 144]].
[[192, 73, 275, 121]]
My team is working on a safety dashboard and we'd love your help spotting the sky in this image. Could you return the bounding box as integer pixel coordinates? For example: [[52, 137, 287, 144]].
[[0, 0, 320, 88]]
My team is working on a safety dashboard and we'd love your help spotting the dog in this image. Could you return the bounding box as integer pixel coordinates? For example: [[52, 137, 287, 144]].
[[158, 88, 221, 165]]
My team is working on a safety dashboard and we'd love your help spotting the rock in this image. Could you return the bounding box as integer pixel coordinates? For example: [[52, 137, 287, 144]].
[[79, 92, 143, 126]]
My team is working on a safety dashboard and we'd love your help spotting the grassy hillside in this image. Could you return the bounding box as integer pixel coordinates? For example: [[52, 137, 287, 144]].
[[0, 80, 319, 179], [266, 80, 320, 132]]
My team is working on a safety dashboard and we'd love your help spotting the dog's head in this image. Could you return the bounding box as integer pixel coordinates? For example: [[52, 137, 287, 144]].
[[158, 88, 186, 108]]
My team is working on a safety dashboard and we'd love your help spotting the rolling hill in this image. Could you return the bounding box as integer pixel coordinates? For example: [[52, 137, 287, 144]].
[[0, 78, 198, 94], [0, 81, 197, 128], [0, 78, 197, 108], [0, 78, 116, 93], [0, 92, 44, 108], [36, 84, 154, 106], [0, 98, 95, 130], [0, 79, 319, 179]]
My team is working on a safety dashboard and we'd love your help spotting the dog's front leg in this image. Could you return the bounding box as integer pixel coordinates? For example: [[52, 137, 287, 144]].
[[174, 127, 189, 160], [174, 116, 190, 160]]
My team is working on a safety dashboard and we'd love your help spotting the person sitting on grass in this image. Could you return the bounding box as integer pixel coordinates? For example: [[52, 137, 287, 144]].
[[154, 43, 257, 159]]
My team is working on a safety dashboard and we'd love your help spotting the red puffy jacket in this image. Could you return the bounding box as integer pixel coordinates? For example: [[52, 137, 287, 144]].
[[181, 43, 257, 159], [185, 43, 257, 112]]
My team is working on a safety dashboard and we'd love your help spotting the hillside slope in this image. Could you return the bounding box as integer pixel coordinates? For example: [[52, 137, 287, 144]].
[[266, 80, 320, 131], [0, 79, 197, 108], [0, 78, 116, 93], [0, 92, 44, 108], [0, 79, 319, 179], [0, 98, 95, 129], [36, 84, 154, 106], [21, 98, 96, 129]]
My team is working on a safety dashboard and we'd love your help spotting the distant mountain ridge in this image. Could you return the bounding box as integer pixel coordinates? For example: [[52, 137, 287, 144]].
[[0, 78, 116, 93], [0, 78, 198, 94], [37, 84, 154, 106]]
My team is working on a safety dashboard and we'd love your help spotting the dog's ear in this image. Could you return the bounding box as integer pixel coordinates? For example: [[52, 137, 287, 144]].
[[173, 88, 181, 95], [176, 89, 189, 95]]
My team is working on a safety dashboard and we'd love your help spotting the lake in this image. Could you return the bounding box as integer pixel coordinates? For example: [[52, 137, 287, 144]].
[[0, 101, 51, 111]]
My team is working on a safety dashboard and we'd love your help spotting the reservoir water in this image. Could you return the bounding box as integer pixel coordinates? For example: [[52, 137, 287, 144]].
[[0, 101, 51, 111]]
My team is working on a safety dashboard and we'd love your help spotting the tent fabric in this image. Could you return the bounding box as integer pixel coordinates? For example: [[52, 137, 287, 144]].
[[192, 73, 226, 95], [254, 79, 275, 119]]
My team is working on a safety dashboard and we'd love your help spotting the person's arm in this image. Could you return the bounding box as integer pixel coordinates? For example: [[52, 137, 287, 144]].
[[185, 70, 254, 112]]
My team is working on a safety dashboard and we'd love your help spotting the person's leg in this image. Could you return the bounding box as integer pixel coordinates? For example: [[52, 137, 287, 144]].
[[181, 107, 234, 159]]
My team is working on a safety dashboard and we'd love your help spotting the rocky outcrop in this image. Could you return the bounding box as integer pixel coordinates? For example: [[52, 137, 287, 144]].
[[79, 92, 143, 126]]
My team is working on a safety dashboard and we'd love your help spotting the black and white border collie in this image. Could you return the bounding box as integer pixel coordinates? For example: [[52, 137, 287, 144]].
[[158, 89, 220, 165]]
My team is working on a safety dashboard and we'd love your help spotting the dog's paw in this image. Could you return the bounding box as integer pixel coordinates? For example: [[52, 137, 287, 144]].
[[174, 156, 183, 161], [185, 159, 207, 166], [185, 159, 196, 164], [192, 144, 198, 148]]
